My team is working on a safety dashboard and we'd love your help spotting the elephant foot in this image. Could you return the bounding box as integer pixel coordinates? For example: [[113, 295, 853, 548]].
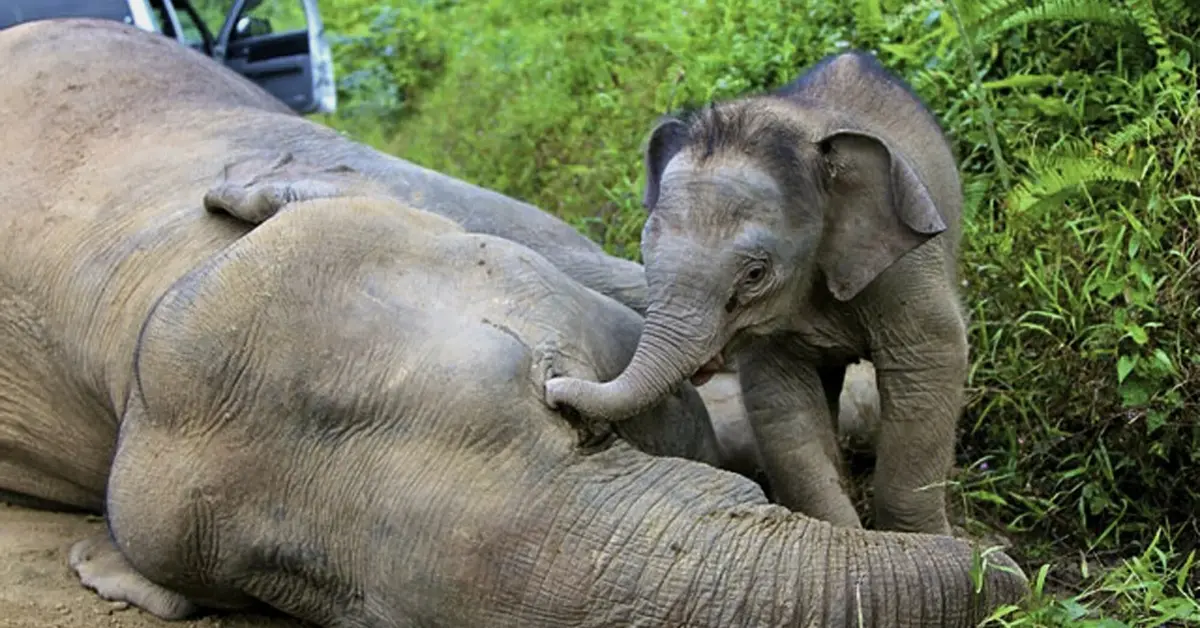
[[69, 532, 199, 620]]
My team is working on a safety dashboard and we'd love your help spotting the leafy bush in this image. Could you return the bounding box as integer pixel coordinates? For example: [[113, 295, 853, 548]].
[[320, 1, 451, 141], [319, 0, 1199, 621]]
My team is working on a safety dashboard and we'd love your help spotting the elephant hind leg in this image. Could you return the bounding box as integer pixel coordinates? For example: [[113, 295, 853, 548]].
[[0, 459, 104, 513], [0, 366, 115, 512], [69, 532, 199, 620]]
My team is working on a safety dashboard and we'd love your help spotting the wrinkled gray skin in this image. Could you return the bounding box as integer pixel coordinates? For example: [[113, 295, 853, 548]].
[[546, 51, 968, 536], [701, 361, 880, 481], [0, 21, 1027, 626]]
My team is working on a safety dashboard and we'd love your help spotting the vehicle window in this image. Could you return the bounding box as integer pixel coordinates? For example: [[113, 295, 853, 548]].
[[185, 0, 307, 41], [231, 0, 307, 43], [237, 0, 307, 35], [174, 5, 209, 48], [187, 0, 228, 33]]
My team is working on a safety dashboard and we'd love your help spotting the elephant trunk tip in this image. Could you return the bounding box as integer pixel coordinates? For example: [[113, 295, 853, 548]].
[[542, 310, 724, 424], [544, 376, 657, 423]]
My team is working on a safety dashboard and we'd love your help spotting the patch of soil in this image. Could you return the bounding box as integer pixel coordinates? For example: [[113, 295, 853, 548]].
[[0, 502, 307, 628]]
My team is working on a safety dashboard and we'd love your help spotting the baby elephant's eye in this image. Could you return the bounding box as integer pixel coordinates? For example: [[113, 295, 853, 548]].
[[745, 263, 767, 284]]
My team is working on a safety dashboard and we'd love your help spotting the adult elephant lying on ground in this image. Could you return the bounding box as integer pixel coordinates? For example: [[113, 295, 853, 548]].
[[0, 18, 1027, 627]]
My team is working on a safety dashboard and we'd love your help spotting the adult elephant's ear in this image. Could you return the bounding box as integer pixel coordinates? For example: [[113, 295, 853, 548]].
[[203, 152, 367, 224], [642, 116, 690, 210], [815, 129, 948, 302]]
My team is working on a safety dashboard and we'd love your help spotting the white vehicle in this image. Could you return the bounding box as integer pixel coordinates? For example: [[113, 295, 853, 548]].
[[0, 0, 336, 114]]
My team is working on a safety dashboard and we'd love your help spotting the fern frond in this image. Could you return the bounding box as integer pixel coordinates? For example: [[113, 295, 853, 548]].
[[907, 67, 951, 99], [962, 174, 995, 223], [1006, 151, 1145, 214], [1123, 0, 1173, 59], [854, 0, 886, 41], [973, 0, 1137, 41], [1102, 117, 1176, 156], [959, 0, 1025, 30]]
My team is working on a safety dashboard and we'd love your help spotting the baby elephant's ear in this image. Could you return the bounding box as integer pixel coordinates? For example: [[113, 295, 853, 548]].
[[815, 129, 949, 302], [642, 116, 690, 210], [203, 152, 362, 224]]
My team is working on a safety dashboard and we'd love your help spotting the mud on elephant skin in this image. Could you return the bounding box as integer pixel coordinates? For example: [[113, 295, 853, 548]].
[[546, 50, 970, 536], [0, 19, 1026, 626]]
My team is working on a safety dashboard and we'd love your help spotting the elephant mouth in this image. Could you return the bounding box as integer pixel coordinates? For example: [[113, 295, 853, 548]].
[[689, 353, 727, 387]]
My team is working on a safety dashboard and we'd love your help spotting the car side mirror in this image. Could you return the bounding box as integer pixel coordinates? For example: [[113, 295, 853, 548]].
[[233, 15, 272, 39]]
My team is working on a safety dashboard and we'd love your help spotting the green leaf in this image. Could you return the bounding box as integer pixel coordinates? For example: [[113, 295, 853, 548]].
[[1120, 381, 1152, 407], [981, 73, 1063, 90], [1097, 279, 1124, 299], [1178, 550, 1196, 591], [1060, 599, 1091, 620], [1146, 410, 1166, 434], [1113, 353, 1132, 384], [1152, 349, 1176, 374], [966, 490, 1010, 507]]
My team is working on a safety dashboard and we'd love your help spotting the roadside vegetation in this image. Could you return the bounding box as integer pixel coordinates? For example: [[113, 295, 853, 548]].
[[316, 0, 1199, 624]]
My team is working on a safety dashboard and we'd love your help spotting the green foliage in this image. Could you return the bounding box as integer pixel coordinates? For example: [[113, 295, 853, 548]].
[[981, 529, 1200, 626], [933, 1, 1200, 557], [319, 0, 450, 141], [318, 0, 1200, 621], [321, 0, 864, 257]]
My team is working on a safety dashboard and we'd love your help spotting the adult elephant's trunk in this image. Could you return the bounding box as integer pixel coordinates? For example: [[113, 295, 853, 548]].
[[490, 447, 1030, 627], [545, 293, 724, 423]]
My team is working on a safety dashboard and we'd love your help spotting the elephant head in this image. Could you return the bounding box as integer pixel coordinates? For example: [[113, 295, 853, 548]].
[[545, 87, 948, 422]]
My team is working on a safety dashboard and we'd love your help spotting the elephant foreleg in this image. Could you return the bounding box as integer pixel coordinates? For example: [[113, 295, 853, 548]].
[[738, 341, 862, 528], [868, 301, 967, 536]]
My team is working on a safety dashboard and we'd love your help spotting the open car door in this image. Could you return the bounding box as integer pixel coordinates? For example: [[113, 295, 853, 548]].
[[212, 0, 335, 114], [1, 0, 157, 32]]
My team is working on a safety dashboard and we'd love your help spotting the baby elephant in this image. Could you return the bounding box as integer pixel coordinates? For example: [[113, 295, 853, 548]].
[[0, 19, 1027, 627], [548, 50, 970, 536]]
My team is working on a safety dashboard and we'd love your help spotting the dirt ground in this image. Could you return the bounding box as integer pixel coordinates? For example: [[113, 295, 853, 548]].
[[0, 501, 307, 628]]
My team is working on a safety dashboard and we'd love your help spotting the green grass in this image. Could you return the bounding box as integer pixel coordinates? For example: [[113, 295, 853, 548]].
[[977, 528, 1199, 626], [316, 0, 1199, 623]]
